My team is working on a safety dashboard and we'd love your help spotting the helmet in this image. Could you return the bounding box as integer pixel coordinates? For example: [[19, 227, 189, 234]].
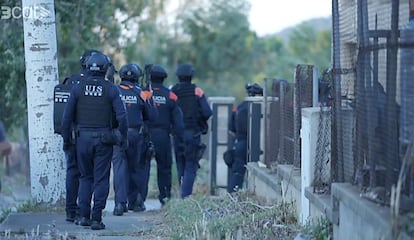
[[150, 65, 168, 82], [176, 63, 194, 79], [80, 49, 102, 69], [245, 83, 263, 96], [85, 52, 111, 75], [119, 63, 143, 82]]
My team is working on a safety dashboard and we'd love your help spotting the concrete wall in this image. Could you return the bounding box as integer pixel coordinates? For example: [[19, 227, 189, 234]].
[[247, 163, 393, 240], [246, 106, 394, 239]]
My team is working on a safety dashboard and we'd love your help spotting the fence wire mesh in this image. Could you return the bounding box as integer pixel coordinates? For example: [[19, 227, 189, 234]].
[[313, 106, 332, 194], [331, 0, 414, 208], [261, 1, 414, 213]]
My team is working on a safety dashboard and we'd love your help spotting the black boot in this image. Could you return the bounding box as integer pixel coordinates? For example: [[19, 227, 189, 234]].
[[78, 217, 91, 226], [113, 203, 127, 216], [91, 220, 106, 230], [133, 193, 146, 212], [66, 211, 76, 222]]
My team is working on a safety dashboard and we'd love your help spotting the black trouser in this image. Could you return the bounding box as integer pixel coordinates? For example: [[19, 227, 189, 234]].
[[228, 138, 247, 193], [77, 130, 113, 222], [150, 128, 172, 202], [65, 144, 80, 216]]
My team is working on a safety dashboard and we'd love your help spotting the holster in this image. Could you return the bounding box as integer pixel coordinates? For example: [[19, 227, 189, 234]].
[[185, 143, 206, 162], [140, 140, 155, 165], [100, 132, 118, 145], [196, 143, 207, 161], [223, 149, 235, 167]]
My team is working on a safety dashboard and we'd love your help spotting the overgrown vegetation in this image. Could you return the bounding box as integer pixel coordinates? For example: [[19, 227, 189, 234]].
[[302, 216, 333, 240], [0, 186, 335, 239], [155, 191, 300, 240]]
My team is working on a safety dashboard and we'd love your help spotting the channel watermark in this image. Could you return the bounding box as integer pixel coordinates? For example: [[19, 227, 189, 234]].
[[1, 5, 50, 20]]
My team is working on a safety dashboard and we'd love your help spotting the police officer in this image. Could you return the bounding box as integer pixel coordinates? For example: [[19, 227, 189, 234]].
[[59, 49, 101, 224], [171, 63, 212, 198], [61, 52, 128, 230], [112, 63, 157, 215], [228, 83, 263, 193], [146, 64, 185, 205]]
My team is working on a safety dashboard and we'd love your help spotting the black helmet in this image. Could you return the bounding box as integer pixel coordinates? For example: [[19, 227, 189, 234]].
[[119, 63, 143, 82], [245, 83, 263, 96], [176, 63, 194, 81], [150, 64, 168, 82], [85, 52, 111, 75], [80, 49, 102, 69]]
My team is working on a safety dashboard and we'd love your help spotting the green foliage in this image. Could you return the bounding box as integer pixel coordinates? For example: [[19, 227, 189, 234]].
[[303, 216, 333, 240], [0, 0, 26, 130], [288, 23, 332, 72], [0, 0, 331, 134], [177, 0, 255, 97]]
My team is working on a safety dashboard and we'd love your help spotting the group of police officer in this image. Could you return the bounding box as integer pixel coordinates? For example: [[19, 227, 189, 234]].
[[56, 50, 212, 230]]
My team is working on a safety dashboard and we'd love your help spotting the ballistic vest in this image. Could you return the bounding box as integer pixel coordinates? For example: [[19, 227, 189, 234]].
[[149, 85, 175, 131], [76, 77, 112, 127], [118, 82, 144, 129], [235, 101, 248, 139], [53, 72, 86, 134], [172, 83, 199, 129]]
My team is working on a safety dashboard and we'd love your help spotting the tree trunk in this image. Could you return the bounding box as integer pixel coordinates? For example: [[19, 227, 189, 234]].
[[22, 0, 65, 204]]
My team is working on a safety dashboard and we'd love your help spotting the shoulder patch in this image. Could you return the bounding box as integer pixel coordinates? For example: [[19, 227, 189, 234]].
[[169, 91, 178, 101], [140, 91, 148, 101], [143, 90, 152, 99], [195, 87, 204, 97], [120, 85, 131, 90]]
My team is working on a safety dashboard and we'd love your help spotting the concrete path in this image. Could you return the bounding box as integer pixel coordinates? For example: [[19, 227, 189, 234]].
[[0, 171, 168, 239], [0, 199, 164, 239]]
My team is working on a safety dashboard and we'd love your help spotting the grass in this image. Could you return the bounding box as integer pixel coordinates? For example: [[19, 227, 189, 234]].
[[0, 152, 306, 240], [154, 190, 300, 240], [302, 216, 333, 240]]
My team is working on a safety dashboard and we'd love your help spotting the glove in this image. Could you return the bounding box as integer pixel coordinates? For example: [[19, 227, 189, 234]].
[[120, 137, 128, 150]]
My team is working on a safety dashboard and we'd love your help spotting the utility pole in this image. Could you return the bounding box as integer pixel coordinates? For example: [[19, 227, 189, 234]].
[[22, 0, 65, 204]]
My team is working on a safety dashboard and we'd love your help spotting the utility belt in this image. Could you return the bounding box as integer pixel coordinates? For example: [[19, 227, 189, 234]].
[[76, 130, 118, 145], [128, 126, 143, 134]]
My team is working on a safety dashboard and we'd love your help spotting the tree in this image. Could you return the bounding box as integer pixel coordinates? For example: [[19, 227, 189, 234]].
[[22, 0, 63, 203], [0, 0, 26, 132], [288, 23, 332, 72], [177, 0, 256, 96]]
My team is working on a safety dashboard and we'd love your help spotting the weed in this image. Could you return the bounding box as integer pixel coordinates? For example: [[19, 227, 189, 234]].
[[161, 190, 300, 239], [302, 216, 333, 240]]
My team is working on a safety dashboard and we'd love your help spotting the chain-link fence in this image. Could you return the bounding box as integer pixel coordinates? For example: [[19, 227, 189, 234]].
[[331, 0, 414, 206], [263, 65, 317, 169]]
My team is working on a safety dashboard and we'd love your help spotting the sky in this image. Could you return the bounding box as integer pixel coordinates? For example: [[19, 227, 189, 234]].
[[248, 0, 332, 36]]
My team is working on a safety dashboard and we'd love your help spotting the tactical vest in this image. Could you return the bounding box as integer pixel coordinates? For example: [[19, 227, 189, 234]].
[[172, 83, 199, 129], [118, 83, 144, 129], [53, 72, 85, 134], [76, 77, 112, 127], [150, 87, 172, 130], [235, 101, 249, 138]]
